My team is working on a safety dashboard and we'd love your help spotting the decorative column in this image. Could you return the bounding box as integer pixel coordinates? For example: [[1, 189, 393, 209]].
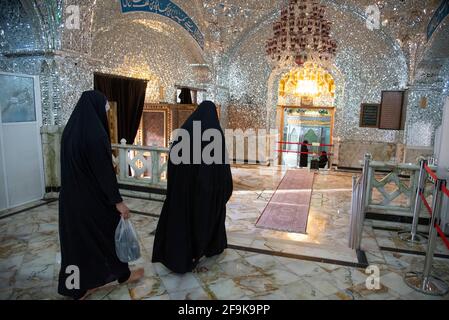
[[40, 125, 64, 196]]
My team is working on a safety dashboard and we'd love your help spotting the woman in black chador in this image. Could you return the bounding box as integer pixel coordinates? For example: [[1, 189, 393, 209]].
[[152, 101, 233, 274], [299, 140, 309, 167], [58, 90, 143, 300]]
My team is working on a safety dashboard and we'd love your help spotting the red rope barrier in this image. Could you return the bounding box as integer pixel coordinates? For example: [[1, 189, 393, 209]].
[[419, 192, 433, 216], [418, 192, 449, 250], [442, 184, 449, 198], [417, 181, 449, 250], [275, 150, 334, 156], [435, 224, 449, 250], [277, 141, 309, 146], [424, 163, 438, 181], [277, 141, 334, 147]]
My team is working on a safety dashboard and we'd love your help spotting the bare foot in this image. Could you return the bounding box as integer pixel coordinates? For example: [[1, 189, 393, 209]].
[[78, 288, 99, 300], [124, 268, 144, 284]]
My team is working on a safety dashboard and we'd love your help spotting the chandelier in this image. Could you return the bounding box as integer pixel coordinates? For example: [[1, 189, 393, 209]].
[[266, 0, 337, 67]]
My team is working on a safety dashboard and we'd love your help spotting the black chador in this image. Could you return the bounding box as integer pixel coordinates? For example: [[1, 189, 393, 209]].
[[58, 90, 130, 299], [152, 101, 233, 273], [299, 140, 309, 167]]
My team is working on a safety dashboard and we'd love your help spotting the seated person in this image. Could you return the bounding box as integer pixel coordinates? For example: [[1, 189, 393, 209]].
[[319, 151, 329, 169]]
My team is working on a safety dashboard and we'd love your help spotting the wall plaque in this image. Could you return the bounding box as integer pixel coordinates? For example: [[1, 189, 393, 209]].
[[359, 103, 380, 128]]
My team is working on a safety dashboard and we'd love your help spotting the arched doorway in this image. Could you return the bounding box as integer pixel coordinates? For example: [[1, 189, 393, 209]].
[[277, 63, 336, 167]]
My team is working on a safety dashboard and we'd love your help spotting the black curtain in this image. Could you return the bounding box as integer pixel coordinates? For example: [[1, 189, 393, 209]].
[[94, 74, 147, 145], [178, 88, 192, 104]]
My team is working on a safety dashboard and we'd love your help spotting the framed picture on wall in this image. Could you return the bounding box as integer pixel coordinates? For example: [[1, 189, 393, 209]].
[[142, 110, 167, 148], [138, 103, 172, 147]]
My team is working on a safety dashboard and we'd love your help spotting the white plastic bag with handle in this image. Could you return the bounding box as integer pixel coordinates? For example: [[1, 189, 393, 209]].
[[115, 217, 141, 263]]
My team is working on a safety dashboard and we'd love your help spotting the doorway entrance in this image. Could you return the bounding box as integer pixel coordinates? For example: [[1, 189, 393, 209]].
[[277, 106, 335, 167], [275, 63, 336, 167]]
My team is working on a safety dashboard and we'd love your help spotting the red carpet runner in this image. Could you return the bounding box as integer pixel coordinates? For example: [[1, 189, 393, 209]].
[[256, 170, 315, 234]]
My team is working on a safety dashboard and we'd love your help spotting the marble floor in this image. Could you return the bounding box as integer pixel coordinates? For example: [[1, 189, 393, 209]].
[[1, 165, 449, 300]]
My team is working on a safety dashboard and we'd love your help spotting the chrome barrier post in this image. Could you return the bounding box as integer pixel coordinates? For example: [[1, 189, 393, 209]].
[[296, 146, 300, 168], [404, 179, 449, 296], [118, 139, 127, 180], [349, 176, 359, 249], [399, 160, 428, 244], [355, 153, 371, 250]]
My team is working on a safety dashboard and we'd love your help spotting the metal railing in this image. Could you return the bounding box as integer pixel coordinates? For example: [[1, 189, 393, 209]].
[[356, 157, 437, 216], [398, 159, 430, 244], [111, 139, 169, 190], [350, 154, 438, 249], [349, 153, 371, 250], [403, 162, 449, 296]]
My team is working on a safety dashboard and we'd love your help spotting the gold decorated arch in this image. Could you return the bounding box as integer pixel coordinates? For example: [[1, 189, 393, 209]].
[[278, 63, 335, 106]]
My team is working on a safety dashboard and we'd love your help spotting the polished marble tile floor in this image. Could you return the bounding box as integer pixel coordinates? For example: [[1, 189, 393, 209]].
[[1, 166, 449, 300]]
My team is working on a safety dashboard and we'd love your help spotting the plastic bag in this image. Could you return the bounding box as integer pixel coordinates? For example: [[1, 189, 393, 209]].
[[115, 217, 141, 263]]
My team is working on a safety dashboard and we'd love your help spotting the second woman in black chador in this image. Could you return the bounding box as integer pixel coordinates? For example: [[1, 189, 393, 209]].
[[152, 101, 233, 274]]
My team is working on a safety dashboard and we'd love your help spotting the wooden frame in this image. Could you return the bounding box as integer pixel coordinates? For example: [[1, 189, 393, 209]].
[[136, 103, 221, 148], [137, 104, 171, 147], [143, 110, 167, 147], [173, 104, 197, 129], [106, 101, 119, 144]]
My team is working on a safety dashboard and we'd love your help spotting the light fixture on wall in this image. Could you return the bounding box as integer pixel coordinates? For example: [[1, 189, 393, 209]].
[[266, 0, 337, 68], [296, 80, 319, 96]]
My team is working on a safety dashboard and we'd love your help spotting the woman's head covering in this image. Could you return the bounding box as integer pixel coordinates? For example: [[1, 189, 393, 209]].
[[64, 90, 110, 140], [181, 100, 221, 131], [172, 100, 226, 164]]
